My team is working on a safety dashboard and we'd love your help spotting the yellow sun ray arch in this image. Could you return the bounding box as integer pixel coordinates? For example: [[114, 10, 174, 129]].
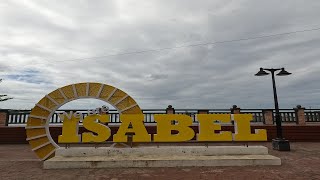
[[25, 82, 142, 160]]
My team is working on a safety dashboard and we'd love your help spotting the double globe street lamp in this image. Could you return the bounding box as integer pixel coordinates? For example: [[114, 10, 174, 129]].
[[255, 68, 291, 151]]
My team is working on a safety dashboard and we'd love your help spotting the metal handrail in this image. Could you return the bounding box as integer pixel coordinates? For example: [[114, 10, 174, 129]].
[[6, 108, 320, 125]]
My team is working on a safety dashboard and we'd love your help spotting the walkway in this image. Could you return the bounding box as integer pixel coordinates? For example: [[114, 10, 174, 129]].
[[0, 142, 320, 179]]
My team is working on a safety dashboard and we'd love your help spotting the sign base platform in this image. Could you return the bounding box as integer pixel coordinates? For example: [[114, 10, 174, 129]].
[[44, 146, 281, 169]]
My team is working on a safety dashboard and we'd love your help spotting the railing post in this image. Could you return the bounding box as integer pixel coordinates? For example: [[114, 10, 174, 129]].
[[197, 109, 209, 114], [262, 109, 274, 125], [166, 105, 175, 114], [230, 105, 241, 114], [294, 105, 306, 125], [166, 105, 175, 125], [0, 109, 9, 126]]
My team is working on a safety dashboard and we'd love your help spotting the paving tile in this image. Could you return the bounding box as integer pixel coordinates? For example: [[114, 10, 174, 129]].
[[0, 142, 319, 179]]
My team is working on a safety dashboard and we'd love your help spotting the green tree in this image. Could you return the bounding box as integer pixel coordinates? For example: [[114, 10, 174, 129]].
[[0, 79, 12, 101]]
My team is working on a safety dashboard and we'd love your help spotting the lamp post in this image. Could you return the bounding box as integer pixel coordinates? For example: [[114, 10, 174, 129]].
[[255, 67, 291, 151]]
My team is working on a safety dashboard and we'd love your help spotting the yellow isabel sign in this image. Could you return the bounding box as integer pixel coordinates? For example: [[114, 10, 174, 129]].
[[59, 114, 266, 143], [25, 82, 267, 160]]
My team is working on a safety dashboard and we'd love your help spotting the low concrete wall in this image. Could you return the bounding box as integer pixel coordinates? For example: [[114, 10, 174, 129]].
[[1, 125, 320, 144]]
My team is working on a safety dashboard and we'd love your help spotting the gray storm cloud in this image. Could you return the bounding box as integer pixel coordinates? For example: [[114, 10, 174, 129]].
[[1, 0, 320, 109]]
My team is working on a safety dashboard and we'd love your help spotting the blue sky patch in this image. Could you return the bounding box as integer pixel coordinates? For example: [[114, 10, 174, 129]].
[[6, 70, 49, 84]]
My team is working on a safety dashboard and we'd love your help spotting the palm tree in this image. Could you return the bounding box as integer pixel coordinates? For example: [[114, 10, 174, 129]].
[[0, 79, 12, 101]]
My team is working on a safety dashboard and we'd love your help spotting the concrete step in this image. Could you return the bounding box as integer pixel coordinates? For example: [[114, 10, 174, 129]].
[[55, 146, 269, 157], [44, 154, 281, 169], [44, 146, 281, 169]]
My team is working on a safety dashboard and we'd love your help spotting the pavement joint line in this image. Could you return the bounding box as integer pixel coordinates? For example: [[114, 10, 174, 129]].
[[0, 159, 41, 162]]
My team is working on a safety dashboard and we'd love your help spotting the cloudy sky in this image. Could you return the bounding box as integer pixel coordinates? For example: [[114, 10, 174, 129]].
[[1, 0, 320, 110]]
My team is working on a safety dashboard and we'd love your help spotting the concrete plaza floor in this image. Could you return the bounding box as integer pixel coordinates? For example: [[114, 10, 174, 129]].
[[0, 142, 320, 180]]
